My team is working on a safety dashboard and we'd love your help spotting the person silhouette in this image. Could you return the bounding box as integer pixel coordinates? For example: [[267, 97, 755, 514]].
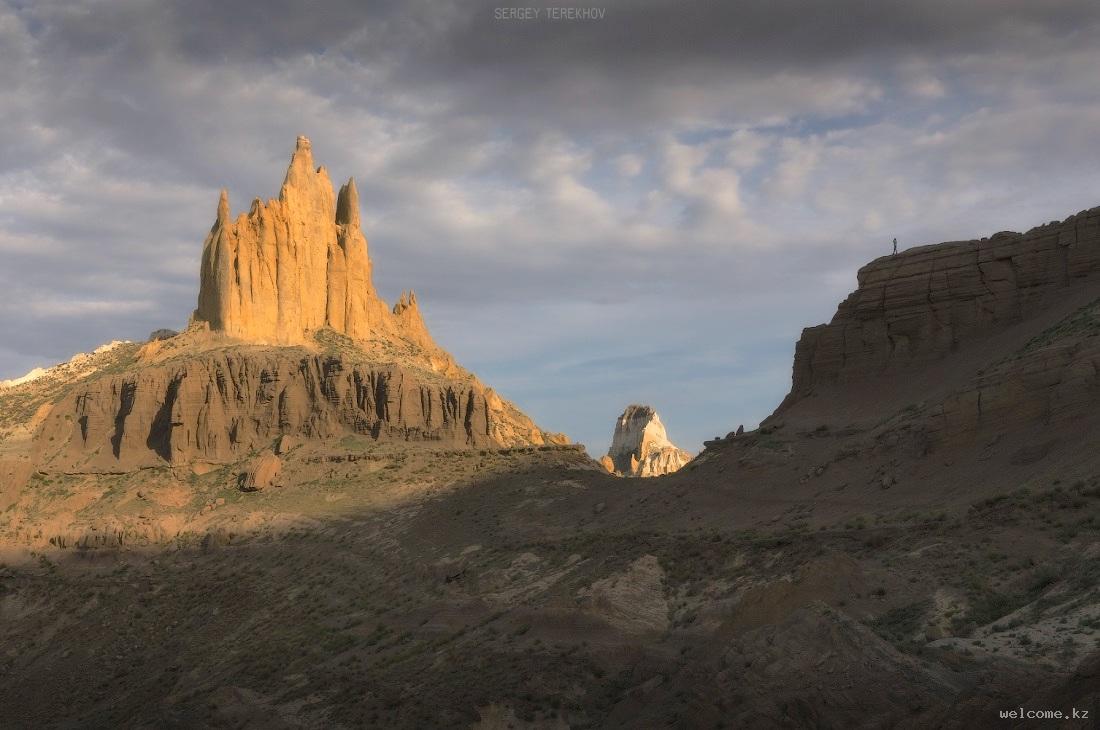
[[892, 237, 898, 255]]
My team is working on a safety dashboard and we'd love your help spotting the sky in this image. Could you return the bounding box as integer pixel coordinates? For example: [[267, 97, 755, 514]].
[[2, 1, 1100, 456]]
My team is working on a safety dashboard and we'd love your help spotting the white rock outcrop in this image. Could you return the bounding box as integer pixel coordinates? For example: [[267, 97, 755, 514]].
[[0, 341, 130, 390], [603, 404, 692, 477]]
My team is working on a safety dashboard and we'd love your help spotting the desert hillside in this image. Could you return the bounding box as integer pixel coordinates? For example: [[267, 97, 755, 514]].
[[3, 196, 1100, 727]]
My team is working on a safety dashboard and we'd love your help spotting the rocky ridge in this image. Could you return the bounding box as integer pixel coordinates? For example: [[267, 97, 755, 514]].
[[602, 404, 692, 477], [1, 138, 565, 477], [782, 206, 1100, 407], [30, 346, 556, 472], [0, 340, 132, 392], [762, 205, 1100, 455]]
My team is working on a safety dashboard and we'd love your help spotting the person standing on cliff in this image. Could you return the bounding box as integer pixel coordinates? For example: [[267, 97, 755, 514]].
[[892, 237, 898, 255]]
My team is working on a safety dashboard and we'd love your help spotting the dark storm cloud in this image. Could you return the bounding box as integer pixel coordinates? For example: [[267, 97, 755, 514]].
[[425, 0, 1097, 73], [18, 1, 1100, 138], [44, 0, 1097, 80], [2, 0, 1100, 452]]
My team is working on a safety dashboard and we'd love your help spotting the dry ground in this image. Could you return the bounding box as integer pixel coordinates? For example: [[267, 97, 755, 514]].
[[2, 423, 1100, 728]]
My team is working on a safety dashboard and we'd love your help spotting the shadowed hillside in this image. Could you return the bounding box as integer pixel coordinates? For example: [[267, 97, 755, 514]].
[[4, 181, 1100, 727]]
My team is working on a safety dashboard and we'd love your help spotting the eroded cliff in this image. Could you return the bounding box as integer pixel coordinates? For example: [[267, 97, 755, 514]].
[[782, 206, 1100, 407], [29, 346, 557, 472], [765, 204, 1100, 451]]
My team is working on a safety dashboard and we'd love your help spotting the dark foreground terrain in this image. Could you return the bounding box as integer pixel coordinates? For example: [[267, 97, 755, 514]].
[[3, 422, 1100, 728]]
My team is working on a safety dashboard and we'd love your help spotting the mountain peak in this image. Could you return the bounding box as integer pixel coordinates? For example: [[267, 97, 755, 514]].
[[193, 137, 426, 347]]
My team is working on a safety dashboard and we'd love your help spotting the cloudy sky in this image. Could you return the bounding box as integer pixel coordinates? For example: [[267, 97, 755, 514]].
[[2, 1, 1100, 454]]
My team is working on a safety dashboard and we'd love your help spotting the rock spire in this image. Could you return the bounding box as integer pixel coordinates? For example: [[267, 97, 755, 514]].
[[193, 136, 418, 345]]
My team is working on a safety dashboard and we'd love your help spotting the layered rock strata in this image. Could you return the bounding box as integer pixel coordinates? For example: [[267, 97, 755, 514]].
[[782, 206, 1100, 407], [926, 296, 1100, 444], [34, 350, 559, 471], [763, 205, 1100, 452], [604, 405, 692, 477]]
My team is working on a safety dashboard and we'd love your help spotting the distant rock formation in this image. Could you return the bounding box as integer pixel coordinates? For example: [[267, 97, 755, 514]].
[[603, 405, 692, 477], [193, 136, 419, 346]]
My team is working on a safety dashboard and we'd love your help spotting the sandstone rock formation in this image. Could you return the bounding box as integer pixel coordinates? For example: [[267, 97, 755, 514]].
[[33, 339, 560, 472], [4, 136, 566, 472], [782, 206, 1100, 406], [390, 290, 435, 350], [603, 405, 692, 477], [770, 204, 1100, 450], [194, 136, 416, 347], [240, 452, 281, 491]]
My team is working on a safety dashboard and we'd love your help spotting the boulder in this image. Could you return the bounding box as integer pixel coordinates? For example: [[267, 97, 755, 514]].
[[598, 455, 616, 474], [147, 329, 178, 342], [274, 435, 299, 456], [240, 452, 281, 492]]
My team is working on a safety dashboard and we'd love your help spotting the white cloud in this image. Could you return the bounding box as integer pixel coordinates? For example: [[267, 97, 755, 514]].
[[614, 153, 644, 177], [722, 129, 771, 171], [764, 136, 823, 200], [25, 298, 157, 318], [909, 76, 947, 99]]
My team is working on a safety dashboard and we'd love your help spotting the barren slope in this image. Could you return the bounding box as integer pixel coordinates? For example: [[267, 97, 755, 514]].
[[4, 205, 1100, 727]]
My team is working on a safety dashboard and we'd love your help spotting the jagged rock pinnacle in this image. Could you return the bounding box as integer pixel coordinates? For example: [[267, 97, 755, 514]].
[[216, 189, 229, 224], [393, 290, 418, 314], [392, 289, 433, 348], [336, 177, 360, 227], [193, 137, 432, 347]]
